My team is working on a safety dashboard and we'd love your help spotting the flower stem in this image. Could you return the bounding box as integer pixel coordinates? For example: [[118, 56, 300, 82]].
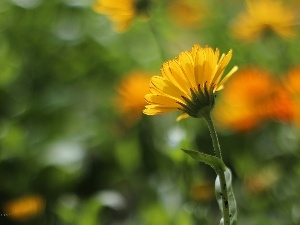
[[203, 113, 230, 225], [147, 20, 168, 61], [203, 113, 222, 160]]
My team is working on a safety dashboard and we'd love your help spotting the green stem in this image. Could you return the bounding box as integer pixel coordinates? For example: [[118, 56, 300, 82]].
[[203, 113, 230, 225], [147, 20, 168, 61], [203, 113, 222, 160]]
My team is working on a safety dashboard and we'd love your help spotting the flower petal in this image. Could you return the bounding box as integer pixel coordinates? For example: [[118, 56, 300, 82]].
[[145, 94, 180, 108], [143, 105, 177, 115], [216, 66, 238, 91], [150, 76, 186, 102], [178, 51, 197, 87]]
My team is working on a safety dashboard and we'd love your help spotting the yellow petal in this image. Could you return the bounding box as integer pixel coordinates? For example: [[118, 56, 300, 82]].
[[145, 94, 180, 107], [216, 66, 238, 91], [213, 50, 233, 86], [150, 76, 186, 101], [176, 113, 190, 121], [203, 47, 215, 86], [178, 51, 197, 87], [191, 44, 201, 58], [217, 50, 232, 75], [143, 105, 177, 115], [194, 48, 206, 86], [161, 61, 190, 95]]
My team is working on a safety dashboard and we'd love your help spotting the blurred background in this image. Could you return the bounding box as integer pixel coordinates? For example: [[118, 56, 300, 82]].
[[0, 0, 300, 224]]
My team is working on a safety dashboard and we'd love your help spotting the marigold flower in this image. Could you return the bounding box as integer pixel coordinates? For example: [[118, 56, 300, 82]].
[[143, 45, 238, 121], [3, 195, 45, 221], [93, 0, 136, 32], [213, 71, 268, 131], [283, 67, 300, 126], [285, 67, 300, 94], [231, 0, 297, 41], [115, 72, 151, 125], [266, 85, 294, 123], [167, 0, 205, 28], [213, 68, 291, 132]]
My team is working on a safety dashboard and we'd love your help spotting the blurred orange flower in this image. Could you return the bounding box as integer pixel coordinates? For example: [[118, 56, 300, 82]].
[[3, 195, 45, 221], [213, 68, 293, 132], [244, 165, 280, 194], [144, 45, 238, 121], [266, 84, 294, 123], [93, 0, 136, 32], [115, 72, 151, 125], [191, 182, 215, 201], [167, 0, 205, 28], [231, 0, 296, 41], [283, 67, 300, 126]]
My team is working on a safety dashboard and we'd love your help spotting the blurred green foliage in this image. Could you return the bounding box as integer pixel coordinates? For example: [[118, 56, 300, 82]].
[[0, 0, 300, 225]]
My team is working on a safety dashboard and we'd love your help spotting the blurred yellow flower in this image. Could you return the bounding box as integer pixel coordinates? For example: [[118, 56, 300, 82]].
[[93, 0, 136, 32], [143, 45, 238, 121], [116, 72, 151, 125], [3, 195, 45, 221], [167, 0, 205, 28], [283, 67, 300, 126], [231, 0, 297, 41], [213, 68, 293, 132]]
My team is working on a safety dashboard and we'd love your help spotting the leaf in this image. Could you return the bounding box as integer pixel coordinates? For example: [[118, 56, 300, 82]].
[[181, 149, 226, 174], [182, 149, 237, 225], [215, 168, 237, 225]]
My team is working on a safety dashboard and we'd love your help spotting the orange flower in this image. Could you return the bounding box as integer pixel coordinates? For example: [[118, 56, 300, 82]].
[[231, 0, 297, 41], [3, 195, 45, 221], [167, 0, 205, 28], [285, 67, 300, 94], [213, 68, 292, 132], [266, 85, 294, 123], [283, 67, 300, 126], [115, 72, 151, 125]]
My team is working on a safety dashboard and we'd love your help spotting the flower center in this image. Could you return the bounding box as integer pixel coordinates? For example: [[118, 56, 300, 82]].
[[177, 82, 216, 118]]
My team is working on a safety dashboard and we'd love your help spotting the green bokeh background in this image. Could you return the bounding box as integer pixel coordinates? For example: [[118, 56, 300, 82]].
[[0, 0, 300, 224]]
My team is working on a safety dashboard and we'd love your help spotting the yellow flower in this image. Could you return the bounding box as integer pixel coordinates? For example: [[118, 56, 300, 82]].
[[3, 195, 45, 221], [167, 0, 205, 28], [116, 72, 151, 125], [231, 0, 296, 41], [143, 45, 238, 121], [93, 0, 136, 32]]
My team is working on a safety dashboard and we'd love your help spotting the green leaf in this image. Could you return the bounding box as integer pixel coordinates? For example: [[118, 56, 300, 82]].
[[215, 168, 237, 225], [181, 149, 226, 174]]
